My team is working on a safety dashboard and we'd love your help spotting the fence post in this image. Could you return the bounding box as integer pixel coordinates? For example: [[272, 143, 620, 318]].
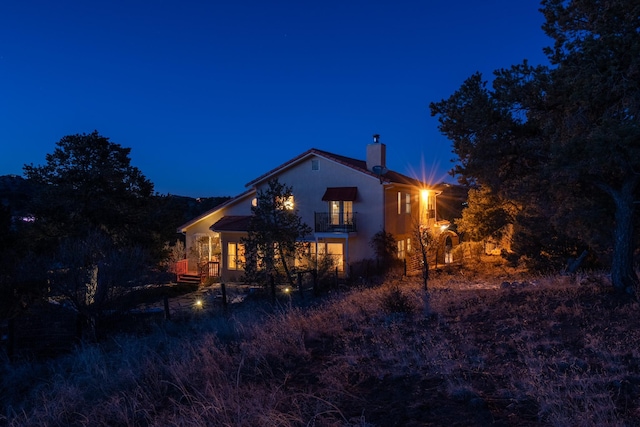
[[312, 269, 318, 297], [270, 274, 276, 304], [163, 294, 171, 320], [221, 282, 228, 311], [297, 272, 304, 300]]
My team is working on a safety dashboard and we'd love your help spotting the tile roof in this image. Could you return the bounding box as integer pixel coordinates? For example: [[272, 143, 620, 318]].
[[245, 148, 424, 188], [178, 146, 427, 233], [210, 215, 252, 232], [176, 188, 255, 232]]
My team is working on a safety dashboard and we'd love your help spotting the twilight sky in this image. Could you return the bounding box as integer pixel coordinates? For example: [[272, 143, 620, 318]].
[[1, 0, 551, 198]]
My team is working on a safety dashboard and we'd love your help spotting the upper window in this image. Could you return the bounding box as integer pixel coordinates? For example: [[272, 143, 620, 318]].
[[253, 195, 293, 209], [311, 159, 319, 170], [329, 200, 353, 225], [282, 195, 294, 210], [405, 193, 411, 214]]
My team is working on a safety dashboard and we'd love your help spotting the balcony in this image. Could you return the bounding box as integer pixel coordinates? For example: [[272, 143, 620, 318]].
[[314, 212, 357, 233]]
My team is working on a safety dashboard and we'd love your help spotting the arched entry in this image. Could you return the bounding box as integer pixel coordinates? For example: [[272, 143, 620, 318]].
[[437, 230, 459, 265], [444, 236, 453, 264]]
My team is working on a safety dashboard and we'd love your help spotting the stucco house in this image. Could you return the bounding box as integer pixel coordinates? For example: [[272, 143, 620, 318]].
[[176, 135, 457, 283]]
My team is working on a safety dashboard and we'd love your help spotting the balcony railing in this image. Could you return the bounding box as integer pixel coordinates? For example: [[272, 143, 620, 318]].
[[315, 212, 357, 233]]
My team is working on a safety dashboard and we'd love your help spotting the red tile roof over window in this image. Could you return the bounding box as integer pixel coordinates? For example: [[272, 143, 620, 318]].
[[210, 215, 252, 232], [321, 187, 358, 201]]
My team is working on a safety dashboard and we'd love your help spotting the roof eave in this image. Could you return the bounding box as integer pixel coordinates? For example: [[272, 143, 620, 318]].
[[176, 188, 256, 233]]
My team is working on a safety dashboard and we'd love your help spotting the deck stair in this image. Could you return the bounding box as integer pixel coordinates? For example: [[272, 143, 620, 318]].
[[177, 273, 201, 285]]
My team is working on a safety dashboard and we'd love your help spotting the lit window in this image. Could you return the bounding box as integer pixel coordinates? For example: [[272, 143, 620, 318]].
[[314, 242, 344, 271], [194, 233, 212, 262], [283, 195, 294, 210], [227, 242, 245, 271], [407, 238, 411, 253], [275, 195, 295, 210], [405, 193, 411, 214], [398, 240, 405, 259], [397, 192, 402, 215], [329, 200, 353, 225]]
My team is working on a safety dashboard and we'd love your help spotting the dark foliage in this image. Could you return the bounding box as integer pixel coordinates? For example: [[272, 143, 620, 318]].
[[370, 230, 399, 272], [430, 0, 640, 291], [242, 179, 312, 287], [23, 131, 155, 255]]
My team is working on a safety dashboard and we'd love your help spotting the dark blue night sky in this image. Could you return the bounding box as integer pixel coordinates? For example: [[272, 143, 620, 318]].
[[0, 0, 550, 197]]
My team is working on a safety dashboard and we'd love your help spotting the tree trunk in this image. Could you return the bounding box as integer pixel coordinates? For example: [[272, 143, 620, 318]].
[[421, 247, 429, 291], [278, 246, 296, 288], [607, 178, 639, 294]]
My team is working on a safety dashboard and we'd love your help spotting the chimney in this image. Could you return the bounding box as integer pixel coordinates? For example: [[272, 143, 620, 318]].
[[367, 134, 386, 172]]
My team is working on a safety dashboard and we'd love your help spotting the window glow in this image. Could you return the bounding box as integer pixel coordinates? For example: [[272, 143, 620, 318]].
[[276, 195, 295, 210], [329, 200, 352, 225], [284, 195, 294, 210], [227, 242, 245, 270]]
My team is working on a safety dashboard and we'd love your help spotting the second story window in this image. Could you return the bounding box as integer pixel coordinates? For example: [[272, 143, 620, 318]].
[[329, 200, 353, 225], [283, 195, 294, 210], [271, 195, 294, 210], [398, 192, 412, 214], [320, 187, 357, 232]]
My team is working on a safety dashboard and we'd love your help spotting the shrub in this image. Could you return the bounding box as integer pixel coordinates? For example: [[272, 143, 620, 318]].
[[380, 286, 415, 315]]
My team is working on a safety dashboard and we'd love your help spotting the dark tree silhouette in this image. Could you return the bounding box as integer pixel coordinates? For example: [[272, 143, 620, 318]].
[[431, 0, 639, 292], [23, 131, 155, 253]]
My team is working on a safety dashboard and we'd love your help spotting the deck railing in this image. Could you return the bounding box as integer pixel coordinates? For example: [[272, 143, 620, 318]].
[[174, 259, 188, 277], [199, 261, 220, 280], [314, 212, 357, 233]]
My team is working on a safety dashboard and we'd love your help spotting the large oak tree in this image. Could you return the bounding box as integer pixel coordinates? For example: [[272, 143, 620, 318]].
[[430, 0, 639, 292]]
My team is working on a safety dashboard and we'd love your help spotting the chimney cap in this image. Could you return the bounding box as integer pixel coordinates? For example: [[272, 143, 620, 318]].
[[372, 134, 380, 144]]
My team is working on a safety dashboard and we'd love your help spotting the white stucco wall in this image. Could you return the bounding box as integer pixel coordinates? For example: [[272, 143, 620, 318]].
[[252, 153, 386, 263], [180, 191, 255, 263], [179, 148, 430, 279]]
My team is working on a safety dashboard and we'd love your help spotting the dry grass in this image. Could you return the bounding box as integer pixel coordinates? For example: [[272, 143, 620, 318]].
[[2, 269, 640, 426]]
